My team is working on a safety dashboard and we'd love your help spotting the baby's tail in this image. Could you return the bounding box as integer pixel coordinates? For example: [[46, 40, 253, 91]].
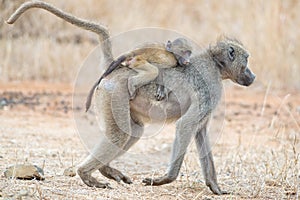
[[85, 54, 127, 112]]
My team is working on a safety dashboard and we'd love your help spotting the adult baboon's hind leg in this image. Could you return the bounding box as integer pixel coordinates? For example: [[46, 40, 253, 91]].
[[77, 127, 130, 188], [78, 122, 143, 187], [77, 79, 140, 188], [99, 120, 143, 184]]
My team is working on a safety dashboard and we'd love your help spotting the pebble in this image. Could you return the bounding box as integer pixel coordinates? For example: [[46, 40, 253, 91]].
[[63, 166, 77, 177], [4, 164, 44, 180]]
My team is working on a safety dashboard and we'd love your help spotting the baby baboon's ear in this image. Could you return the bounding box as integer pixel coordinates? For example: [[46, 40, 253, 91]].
[[166, 40, 172, 52], [185, 50, 192, 57]]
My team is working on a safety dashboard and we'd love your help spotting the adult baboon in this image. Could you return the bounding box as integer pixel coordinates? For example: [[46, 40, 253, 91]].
[[80, 37, 255, 194], [7, 1, 256, 195]]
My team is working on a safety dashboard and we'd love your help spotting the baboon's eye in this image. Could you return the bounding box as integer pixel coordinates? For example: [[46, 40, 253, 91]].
[[241, 65, 246, 72], [228, 47, 235, 61]]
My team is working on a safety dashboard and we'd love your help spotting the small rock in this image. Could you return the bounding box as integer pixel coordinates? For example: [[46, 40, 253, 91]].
[[63, 166, 76, 177], [0, 98, 8, 108], [17, 189, 29, 198], [4, 164, 44, 180], [9, 139, 17, 144]]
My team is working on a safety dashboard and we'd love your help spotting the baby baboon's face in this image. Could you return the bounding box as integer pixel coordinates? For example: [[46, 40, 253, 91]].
[[166, 38, 193, 67], [212, 39, 256, 86]]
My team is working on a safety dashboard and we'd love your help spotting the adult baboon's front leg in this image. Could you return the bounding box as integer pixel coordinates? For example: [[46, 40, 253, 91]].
[[143, 108, 203, 186], [195, 121, 227, 195]]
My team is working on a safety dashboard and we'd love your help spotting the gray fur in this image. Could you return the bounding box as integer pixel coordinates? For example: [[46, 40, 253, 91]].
[[7, 2, 255, 195], [78, 37, 255, 195]]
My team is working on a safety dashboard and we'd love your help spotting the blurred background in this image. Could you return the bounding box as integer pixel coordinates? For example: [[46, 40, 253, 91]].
[[0, 0, 299, 89]]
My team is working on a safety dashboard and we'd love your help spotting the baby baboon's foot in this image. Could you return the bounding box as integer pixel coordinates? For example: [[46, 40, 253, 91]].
[[99, 166, 132, 184], [155, 85, 169, 101], [155, 87, 166, 101], [127, 81, 137, 100], [78, 169, 111, 189], [142, 174, 175, 186], [129, 91, 137, 100]]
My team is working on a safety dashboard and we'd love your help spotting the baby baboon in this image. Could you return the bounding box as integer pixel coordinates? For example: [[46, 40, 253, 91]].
[[120, 38, 192, 100], [85, 38, 192, 111], [8, 1, 256, 195]]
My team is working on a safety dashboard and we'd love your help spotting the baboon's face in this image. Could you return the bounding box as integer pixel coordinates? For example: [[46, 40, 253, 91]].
[[212, 40, 256, 86], [166, 38, 192, 66]]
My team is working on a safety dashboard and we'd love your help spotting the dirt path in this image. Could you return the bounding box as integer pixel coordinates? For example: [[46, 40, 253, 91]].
[[0, 83, 299, 199]]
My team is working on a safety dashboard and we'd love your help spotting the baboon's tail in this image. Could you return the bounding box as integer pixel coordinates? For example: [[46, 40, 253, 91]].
[[85, 76, 104, 112], [85, 55, 127, 112], [6, 0, 113, 63], [101, 55, 127, 77]]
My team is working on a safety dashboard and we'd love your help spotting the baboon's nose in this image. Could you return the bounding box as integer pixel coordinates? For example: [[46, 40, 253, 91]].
[[245, 74, 256, 86], [251, 73, 256, 81]]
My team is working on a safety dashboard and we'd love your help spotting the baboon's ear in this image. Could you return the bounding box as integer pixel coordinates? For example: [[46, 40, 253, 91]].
[[166, 40, 172, 52], [210, 47, 225, 68], [228, 46, 235, 61], [185, 50, 192, 57]]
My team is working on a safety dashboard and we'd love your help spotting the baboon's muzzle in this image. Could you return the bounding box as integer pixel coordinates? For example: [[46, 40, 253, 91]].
[[237, 68, 256, 86]]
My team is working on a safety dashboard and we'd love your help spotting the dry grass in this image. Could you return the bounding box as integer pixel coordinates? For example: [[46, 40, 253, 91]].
[[0, 86, 299, 199], [0, 0, 300, 88], [0, 1, 299, 199]]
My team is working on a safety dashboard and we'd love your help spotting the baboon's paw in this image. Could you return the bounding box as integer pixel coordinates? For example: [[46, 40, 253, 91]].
[[142, 178, 154, 185], [155, 89, 166, 101], [83, 176, 111, 189], [78, 169, 112, 189], [211, 189, 229, 195], [207, 182, 228, 195], [92, 181, 112, 189], [99, 166, 132, 184], [142, 175, 174, 186]]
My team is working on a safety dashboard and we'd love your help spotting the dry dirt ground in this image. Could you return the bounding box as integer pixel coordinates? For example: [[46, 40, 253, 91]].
[[0, 82, 299, 200]]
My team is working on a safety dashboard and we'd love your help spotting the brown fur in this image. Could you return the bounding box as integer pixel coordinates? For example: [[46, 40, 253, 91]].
[[7, 2, 255, 195], [85, 39, 192, 111]]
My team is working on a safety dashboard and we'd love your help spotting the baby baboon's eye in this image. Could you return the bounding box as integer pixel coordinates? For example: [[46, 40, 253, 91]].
[[228, 47, 235, 61]]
